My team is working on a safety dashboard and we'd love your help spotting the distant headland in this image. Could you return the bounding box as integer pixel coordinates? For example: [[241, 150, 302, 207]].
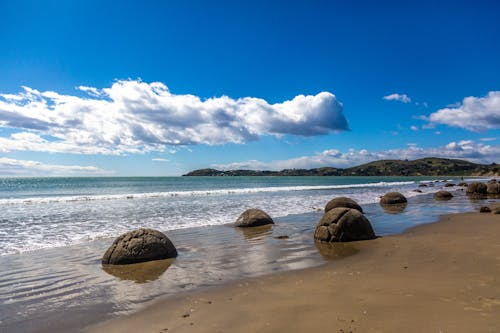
[[183, 158, 499, 177]]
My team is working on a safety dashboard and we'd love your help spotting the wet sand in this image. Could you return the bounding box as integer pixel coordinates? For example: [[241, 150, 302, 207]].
[[88, 211, 500, 333]]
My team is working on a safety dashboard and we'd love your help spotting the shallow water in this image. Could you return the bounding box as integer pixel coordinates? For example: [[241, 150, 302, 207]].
[[0, 183, 497, 332], [0, 176, 482, 255]]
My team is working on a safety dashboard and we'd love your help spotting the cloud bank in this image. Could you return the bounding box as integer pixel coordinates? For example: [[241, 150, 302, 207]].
[[213, 140, 500, 171], [0, 80, 348, 155], [0, 157, 112, 176], [428, 91, 500, 131], [383, 93, 411, 103]]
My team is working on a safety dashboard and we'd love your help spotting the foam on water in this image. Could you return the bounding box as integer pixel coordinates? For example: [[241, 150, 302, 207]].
[[0, 181, 415, 205]]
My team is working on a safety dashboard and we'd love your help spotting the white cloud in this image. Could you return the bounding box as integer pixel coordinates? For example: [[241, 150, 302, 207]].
[[383, 93, 411, 103], [0, 80, 348, 155], [429, 91, 500, 131], [480, 137, 497, 142], [213, 141, 500, 171], [152, 158, 169, 162], [410, 125, 418, 131], [0, 157, 112, 176]]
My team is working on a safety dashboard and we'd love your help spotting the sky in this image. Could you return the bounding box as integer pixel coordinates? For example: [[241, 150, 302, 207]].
[[0, 0, 499, 176]]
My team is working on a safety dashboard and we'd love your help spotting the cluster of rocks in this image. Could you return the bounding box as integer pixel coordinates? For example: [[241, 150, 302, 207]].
[[102, 179, 499, 266], [465, 180, 500, 198]]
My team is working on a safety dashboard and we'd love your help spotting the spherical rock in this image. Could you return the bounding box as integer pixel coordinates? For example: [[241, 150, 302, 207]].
[[380, 192, 407, 205], [102, 228, 177, 265], [325, 197, 363, 213], [434, 190, 454, 200], [487, 182, 500, 195], [479, 206, 492, 213], [466, 182, 487, 195], [234, 208, 274, 227], [314, 207, 376, 242]]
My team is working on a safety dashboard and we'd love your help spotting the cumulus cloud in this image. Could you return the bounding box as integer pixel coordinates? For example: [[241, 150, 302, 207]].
[[0, 157, 112, 176], [383, 93, 411, 103], [428, 91, 500, 131], [213, 141, 500, 171], [0, 80, 348, 155], [152, 158, 169, 162]]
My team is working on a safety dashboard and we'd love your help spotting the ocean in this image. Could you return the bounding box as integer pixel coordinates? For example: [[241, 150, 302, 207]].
[[0, 176, 496, 332]]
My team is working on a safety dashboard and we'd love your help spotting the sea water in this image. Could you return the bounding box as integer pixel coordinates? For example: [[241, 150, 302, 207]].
[[0, 176, 495, 332]]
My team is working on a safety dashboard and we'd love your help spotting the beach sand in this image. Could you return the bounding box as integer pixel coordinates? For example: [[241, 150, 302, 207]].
[[88, 211, 500, 333]]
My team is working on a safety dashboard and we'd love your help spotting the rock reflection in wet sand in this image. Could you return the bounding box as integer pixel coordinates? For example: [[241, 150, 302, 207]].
[[102, 258, 175, 283], [314, 241, 361, 260]]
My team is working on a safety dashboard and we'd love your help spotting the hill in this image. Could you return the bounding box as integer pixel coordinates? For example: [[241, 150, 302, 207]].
[[183, 158, 499, 177]]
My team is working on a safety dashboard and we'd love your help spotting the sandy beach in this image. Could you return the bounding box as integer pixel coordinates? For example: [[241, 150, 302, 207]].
[[87, 208, 500, 333]]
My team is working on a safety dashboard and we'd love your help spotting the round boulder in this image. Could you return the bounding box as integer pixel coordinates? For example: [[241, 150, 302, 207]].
[[235, 208, 274, 227], [457, 182, 468, 187], [314, 207, 376, 242], [380, 192, 407, 205], [487, 182, 500, 195], [325, 197, 363, 213], [418, 183, 428, 187], [444, 183, 455, 187], [466, 182, 487, 195], [434, 190, 454, 200], [102, 228, 177, 265], [479, 206, 492, 213]]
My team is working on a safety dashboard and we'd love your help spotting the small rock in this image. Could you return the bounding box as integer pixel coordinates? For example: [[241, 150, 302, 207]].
[[479, 206, 491, 213], [273, 235, 289, 239]]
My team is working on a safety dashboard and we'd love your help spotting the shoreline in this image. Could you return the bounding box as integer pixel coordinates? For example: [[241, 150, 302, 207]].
[[87, 209, 500, 333]]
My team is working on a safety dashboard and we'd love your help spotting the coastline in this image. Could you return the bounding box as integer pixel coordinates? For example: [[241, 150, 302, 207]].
[[88, 209, 500, 333]]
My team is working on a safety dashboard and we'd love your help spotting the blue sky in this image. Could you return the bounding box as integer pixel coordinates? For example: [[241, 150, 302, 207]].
[[0, 0, 499, 176]]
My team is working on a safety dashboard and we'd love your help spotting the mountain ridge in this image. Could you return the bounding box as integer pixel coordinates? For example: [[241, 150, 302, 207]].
[[183, 157, 499, 177]]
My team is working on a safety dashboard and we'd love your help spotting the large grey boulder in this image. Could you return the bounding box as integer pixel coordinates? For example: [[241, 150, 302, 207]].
[[325, 197, 363, 213], [235, 208, 274, 227], [102, 228, 177, 265], [314, 207, 376, 242], [380, 192, 407, 205]]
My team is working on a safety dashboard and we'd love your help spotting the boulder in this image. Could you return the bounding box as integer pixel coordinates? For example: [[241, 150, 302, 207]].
[[380, 192, 407, 205], [434, 190, 453, 200], [413, 189, 423, 193], [102, 228, 177, 265], [466, 182, 487, 195], [457, 182, 468, 187], [325, 197, 363, 213], [487, 182, 500, 195], [479, 206, 492, 213], [444, 183, 455, 187], [418, 184, 428, 187], [234, 208, 274, 227], [314, 207, 376, 242]]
